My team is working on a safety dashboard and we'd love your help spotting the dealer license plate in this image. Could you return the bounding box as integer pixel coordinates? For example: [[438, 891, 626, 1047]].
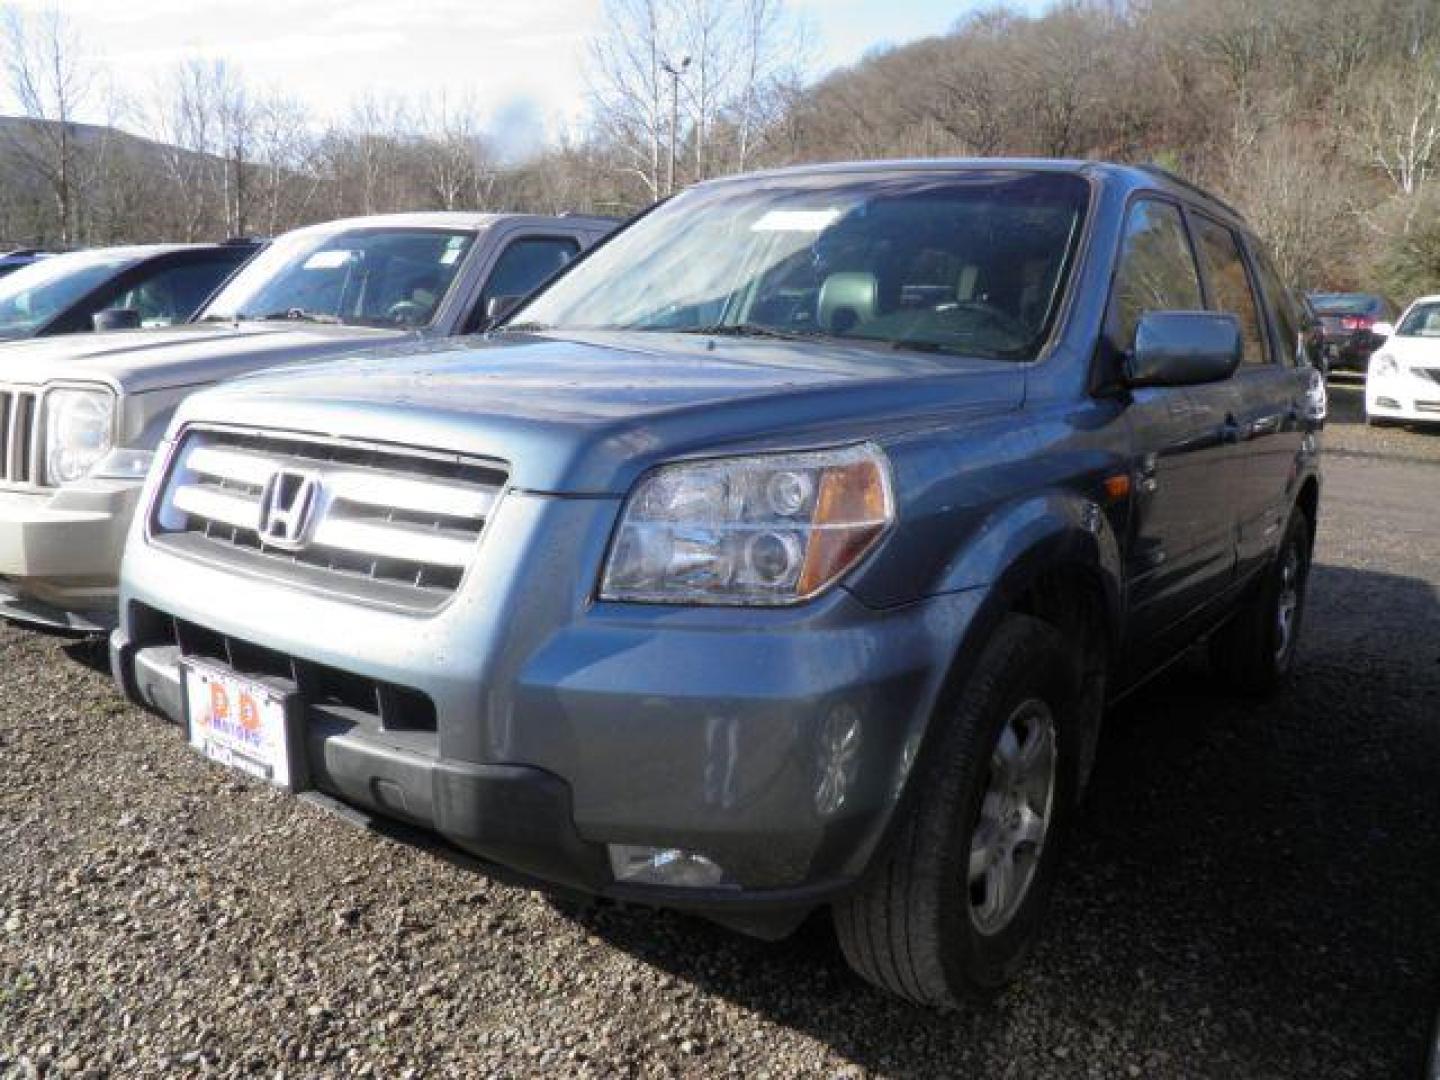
[[181, 659, 298, 790]]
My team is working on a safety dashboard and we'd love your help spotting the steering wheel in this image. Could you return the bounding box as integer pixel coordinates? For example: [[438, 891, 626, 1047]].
[[385, 300, 428, 326]]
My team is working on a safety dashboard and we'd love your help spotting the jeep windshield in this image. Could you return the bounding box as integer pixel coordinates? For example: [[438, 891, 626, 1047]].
[[512, 169, 1089, 361], [198, 227, 476, 329]]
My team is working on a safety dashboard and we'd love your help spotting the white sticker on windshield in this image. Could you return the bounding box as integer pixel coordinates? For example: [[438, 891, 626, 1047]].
[[303, 250, 353, 270], [751, 209, 840, 233], [440, 249, 460, 265]]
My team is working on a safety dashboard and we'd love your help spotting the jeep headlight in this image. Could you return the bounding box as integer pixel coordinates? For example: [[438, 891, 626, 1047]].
[[1373, 353, 1399, 378], [600, 445, 893, 605], [45, 387, 115, 485]]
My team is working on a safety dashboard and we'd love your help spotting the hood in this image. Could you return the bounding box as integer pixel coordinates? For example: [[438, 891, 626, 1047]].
[[0, 322, 415, 394], [175, 331, 1027, 494]]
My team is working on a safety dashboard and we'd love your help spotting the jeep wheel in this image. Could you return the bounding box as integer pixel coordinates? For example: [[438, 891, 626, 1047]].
[[833, 614, 1081, 1007], [1208, 509, 1312, 696]]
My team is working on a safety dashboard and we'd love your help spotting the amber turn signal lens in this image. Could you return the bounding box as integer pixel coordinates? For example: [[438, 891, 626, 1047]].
[[797, 457, 892, 597]]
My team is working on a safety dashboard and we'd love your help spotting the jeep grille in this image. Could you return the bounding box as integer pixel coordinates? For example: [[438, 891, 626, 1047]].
[[0, 387, 40, 487], [153, 427, 507, 611]]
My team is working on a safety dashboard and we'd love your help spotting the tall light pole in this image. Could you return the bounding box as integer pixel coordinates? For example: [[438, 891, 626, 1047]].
[[661, 55, 690, 196]]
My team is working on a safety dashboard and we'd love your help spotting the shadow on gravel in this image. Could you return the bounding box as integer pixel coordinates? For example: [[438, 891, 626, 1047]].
[[564, 562, 1440, 1078], [61, 636, 110, 676]]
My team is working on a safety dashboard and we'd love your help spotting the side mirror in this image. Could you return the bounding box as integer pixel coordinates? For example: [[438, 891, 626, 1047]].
[[483, 294, 525, 328], [92, 308, 141, 332], [1127, 311, 1243, 388], [1371, 321, 1395, 339]]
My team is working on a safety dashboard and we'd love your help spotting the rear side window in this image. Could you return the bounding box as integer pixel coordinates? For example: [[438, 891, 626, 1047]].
[[1108, 200, 1203, 351], [1190, 215, 1270, 365], [1251, 246, 1305, 365], [479, 236, 579, 316]]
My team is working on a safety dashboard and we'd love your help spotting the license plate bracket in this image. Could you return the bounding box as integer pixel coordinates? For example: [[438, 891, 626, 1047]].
[[180, 657, 309, 793]]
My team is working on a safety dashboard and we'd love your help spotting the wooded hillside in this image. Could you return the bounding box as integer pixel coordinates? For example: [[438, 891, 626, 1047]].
[[5, 0, 1440, 299]]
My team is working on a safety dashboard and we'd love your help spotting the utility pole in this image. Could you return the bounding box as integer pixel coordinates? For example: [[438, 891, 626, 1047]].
[[661, 55, 690, 196]]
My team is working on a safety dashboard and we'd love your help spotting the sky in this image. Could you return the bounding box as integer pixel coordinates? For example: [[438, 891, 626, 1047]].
[[2, 0, 1049, 154]]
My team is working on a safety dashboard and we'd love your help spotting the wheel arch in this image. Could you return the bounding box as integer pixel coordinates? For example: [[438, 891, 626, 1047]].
[[853, 513, 1124, 886]]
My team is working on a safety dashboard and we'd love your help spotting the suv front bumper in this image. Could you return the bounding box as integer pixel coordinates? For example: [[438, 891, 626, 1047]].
[[112, 492, 985, 934], [0, 478, 142, 631]]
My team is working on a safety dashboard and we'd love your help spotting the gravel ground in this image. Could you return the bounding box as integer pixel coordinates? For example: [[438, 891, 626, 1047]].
[[2, 409, 1438, 1078]]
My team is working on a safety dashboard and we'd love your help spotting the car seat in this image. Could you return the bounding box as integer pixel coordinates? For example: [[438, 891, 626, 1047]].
[[817, 272, 878, 334]]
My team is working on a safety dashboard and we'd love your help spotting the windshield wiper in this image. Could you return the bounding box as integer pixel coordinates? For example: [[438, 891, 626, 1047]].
[[258, 308, 342, 324], [495, 321, 551, 333], [886, 337, 1025, 361], [676, 322, 821, 341]]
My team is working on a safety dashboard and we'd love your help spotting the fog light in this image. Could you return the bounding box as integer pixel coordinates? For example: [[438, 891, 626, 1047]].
[[1377, 396, 1401, 409], [608, 844, 728, 887]]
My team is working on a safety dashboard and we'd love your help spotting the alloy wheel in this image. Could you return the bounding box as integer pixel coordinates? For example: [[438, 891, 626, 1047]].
[[967, 699, 1057, 935]]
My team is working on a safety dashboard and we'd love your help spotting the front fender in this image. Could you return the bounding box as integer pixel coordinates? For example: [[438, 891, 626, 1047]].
[[934, 490, 1124, 632]]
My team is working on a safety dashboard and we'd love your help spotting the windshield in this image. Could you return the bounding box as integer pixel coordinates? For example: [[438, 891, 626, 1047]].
[[199, 227, 477, 328], [0, 250, 136, 335], [1397, 302, 1440, 336], [1309, 294, 1379, 315], [514, 170, 1089, 360]]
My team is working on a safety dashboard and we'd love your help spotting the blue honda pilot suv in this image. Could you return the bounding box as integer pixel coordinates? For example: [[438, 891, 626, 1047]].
[[110, 160, 1322, 1006]]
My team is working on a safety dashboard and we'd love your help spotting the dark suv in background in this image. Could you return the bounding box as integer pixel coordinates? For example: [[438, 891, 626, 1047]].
[[113, 160, 1322, 1007], [0, 248, 53, 280], [0, 241, 261, 341], [1307, 291, 1397, 373]]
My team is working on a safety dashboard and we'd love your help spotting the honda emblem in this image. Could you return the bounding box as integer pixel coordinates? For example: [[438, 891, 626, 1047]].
[[257, 469, 321, 550]]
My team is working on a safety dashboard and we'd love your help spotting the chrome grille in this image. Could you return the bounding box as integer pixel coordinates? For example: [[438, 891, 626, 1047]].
[[153, 428, 507, 610], [0, 387, 41, 486], [1415, 367, 1440, 386]]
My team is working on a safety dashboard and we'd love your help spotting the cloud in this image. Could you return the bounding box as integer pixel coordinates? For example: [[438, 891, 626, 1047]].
[[488, 95, 549, 163]]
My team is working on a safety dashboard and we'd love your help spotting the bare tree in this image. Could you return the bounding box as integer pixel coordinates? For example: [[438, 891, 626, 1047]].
[[1223, 129, 1358, 288], [415, 93, 496, 210], [1351, 52, 1440, 195], [587, 0, 673, 201], [1, 5, 93, 244], [250, 92, 319, 235], [212, 62, 254, 236]]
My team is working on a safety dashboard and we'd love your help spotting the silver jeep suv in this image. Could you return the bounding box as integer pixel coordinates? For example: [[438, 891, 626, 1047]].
[[0, 211, 613, 631]]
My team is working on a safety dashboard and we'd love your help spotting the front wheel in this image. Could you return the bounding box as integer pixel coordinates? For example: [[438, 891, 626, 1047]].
[[1209, 509, 1312, 695], [833, 614, 1082, 1007]]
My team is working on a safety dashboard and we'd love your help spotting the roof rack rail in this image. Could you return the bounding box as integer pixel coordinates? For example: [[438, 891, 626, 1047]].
[[1135, 163, 1247, 223]]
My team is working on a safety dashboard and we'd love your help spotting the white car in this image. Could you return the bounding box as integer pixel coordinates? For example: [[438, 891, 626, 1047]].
[[1365, 296, 1440, 425]]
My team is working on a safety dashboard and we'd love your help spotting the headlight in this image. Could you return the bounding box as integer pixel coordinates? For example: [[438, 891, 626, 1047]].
[[1373, 353, 1399, 378], [600, 444, 893, 605], [45, 387, 115, 485]]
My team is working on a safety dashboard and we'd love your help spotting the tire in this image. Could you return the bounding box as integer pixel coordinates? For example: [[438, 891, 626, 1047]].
[[1208, 508, 1312, 696], [833, 613, 1082, 1007]]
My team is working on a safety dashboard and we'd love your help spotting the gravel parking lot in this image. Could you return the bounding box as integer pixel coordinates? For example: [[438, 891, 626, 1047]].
[[2, 394, 1437, 1079]]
